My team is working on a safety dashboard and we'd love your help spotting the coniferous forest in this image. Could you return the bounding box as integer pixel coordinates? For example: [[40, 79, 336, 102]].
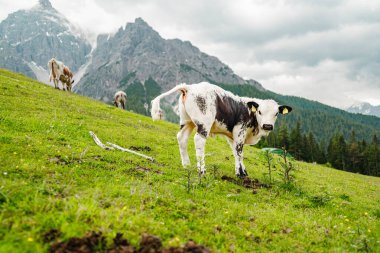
[[216, 84, 380, 177], [258, 122, 380, 177]]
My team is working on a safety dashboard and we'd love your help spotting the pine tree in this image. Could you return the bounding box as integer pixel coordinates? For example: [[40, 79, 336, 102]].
[[289, 121, 303, 160], [327, 134, 347, 171], [358, 140, 367, 175], [278, 124, 290, 150], [307, 132, 325, 163], [301, 134, 310, 162], [347, 130, 360, 172], [315, 142, 327, 164], [327, 134, 337, 167], [367, 135, 380, 176], [337, 135, 347, 171]]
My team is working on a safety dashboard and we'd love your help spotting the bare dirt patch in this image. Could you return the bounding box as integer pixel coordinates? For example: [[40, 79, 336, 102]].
[[138, 234, 162, 252], [135, 166, 163, 175], [163, 240, 211, 253], [48, 156, 84, 165], [48, 156, 68, 165], [43, 229, 62, 243], [129, 146, 152, 152], [107, 233, 135, 253], [221, 175, 271, 190], [49, 231, 106, 253], [48, 231, 210, 253]]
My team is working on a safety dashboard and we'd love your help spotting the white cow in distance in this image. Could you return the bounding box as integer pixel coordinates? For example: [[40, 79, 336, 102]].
[[113, 91, 127, 109]]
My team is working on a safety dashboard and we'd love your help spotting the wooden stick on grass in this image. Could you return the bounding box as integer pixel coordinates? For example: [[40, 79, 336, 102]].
[[89, 131, 114, 150], [89, 131, 154, 161], [107, 142, 155, 162]]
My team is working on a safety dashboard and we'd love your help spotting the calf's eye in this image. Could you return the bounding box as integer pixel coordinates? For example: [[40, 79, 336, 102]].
[[275, 112, 279, 116], [258, 111, 262, 115]]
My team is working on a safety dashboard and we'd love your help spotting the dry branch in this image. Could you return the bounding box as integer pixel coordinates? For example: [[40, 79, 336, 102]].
[[107, 142, 154, 161], [89, 131, 154, 162], [89, 131, 114, 150]]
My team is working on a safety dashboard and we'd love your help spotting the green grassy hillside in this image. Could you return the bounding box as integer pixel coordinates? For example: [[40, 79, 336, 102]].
[[0, 68, 379, 252]]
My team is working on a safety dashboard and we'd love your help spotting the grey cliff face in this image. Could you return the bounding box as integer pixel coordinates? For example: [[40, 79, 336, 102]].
[[1, 4, 263, 108], [0, 0, 91, 79], [75, 18, 263, 102]]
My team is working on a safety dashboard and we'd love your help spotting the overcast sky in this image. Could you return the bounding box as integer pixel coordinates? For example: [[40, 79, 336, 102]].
[[1, 0, 380, 108]]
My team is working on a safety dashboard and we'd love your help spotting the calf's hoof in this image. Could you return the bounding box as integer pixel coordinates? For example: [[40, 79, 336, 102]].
[[198, 170, 206, 176], [236, 167, 248, 178], [236, 173, 248, 178]]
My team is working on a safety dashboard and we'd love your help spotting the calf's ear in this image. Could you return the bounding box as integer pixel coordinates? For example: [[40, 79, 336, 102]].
[[279, 105, 292, 115], [247, 101, 259, 113]]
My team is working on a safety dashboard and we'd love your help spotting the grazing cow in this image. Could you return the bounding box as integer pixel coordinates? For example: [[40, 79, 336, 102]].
[[113, 91, 127, 109], [47, 58, 74, 91], [151, 82, 292, 177]]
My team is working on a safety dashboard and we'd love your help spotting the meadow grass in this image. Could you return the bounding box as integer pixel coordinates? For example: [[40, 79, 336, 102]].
[[0, 68, 379, 252]]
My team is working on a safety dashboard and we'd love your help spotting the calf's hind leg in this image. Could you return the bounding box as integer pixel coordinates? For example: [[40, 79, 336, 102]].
[[177, 123, 195, 167], [194, 123, 210, 175]]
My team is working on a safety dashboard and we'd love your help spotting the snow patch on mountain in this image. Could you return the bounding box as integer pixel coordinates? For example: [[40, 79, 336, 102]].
[[346, 102, 380, 118], [26, 61, 50, 85]]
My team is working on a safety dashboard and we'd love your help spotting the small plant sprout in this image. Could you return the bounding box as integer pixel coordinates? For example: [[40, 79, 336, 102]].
[[184, 166, 193, 193], [211, 164, 220, 179], [263, 150, 274, 184], [279, 147, 294, 184]]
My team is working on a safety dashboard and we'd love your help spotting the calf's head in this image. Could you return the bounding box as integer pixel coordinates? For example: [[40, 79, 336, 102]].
[[247, 100, 292, 132]]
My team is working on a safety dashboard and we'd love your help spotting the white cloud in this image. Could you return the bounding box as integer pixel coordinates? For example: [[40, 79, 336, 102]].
[[1, 0, 380, 107], [0, 1, 34, 21], [249, 59, 380, 108]]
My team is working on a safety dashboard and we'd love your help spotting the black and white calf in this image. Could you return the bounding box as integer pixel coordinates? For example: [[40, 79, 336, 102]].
[[151, 82, 292, 177]]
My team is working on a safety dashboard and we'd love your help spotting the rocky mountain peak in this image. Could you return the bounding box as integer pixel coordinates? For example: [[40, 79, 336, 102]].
[[347, 102, 380, 118], [0, 0, 91, 82], [75, 18, 264, 104], [134, 17, 150, 27], [124, 17, 159, 37], [39, 0, 53, 9]]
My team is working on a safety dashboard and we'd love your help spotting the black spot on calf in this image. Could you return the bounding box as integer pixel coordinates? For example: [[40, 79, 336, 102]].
[[215, 95, 258, 133], [196, 123, 208, 138], [195, 95, 207, 114], [236, 143, 244, 154]]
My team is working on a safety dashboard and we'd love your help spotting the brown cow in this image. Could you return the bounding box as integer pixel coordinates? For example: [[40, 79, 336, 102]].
[[48, 58, 74, 91]]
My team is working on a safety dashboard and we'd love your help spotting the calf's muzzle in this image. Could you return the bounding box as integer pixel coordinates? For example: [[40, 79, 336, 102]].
[[263, 124, 273, 131]]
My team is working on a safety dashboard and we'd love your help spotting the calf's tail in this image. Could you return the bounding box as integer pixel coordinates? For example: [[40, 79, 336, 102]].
[[151, 83, 188, 121]]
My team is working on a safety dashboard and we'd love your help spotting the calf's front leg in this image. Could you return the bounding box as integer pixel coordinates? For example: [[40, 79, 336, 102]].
[[228, 139, 248, 177]]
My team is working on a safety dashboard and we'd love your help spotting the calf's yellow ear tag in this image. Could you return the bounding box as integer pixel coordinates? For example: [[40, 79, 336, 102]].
[[251, 107, 257, 113], [282, 108, 289, 114]]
